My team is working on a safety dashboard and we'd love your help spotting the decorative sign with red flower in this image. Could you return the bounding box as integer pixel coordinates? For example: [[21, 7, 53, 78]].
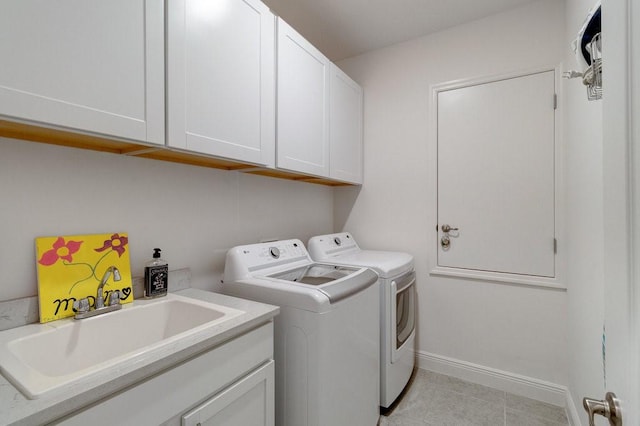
[[35, 233, 134, 323]]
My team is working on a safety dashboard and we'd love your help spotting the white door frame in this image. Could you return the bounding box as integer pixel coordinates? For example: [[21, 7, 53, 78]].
[[602, 0, 639, 424]]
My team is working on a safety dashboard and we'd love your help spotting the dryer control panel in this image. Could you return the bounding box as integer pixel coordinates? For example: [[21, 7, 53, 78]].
[[308, 232, 360, 259]]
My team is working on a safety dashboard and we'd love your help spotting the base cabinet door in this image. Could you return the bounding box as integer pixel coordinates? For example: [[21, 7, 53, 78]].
[[0, 0, 164, 144], [50, 323, 274, 426], [276, 18, 330, 177], [182, 360, 274, 426], [167, 0, 275, 166]]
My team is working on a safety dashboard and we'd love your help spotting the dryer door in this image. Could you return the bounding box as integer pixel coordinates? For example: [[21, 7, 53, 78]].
[[391, 271, 416, 363]]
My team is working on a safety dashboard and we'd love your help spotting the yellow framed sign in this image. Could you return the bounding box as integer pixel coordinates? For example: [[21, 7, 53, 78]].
[[35, 233, 134, 323]]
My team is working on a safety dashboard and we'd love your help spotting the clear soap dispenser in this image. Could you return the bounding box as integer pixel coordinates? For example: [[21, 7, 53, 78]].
[[144, 248, 168, 298]]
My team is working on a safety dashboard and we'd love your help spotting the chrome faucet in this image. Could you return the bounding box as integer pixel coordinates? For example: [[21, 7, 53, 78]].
[[96, 266, 121, 309], [73, 266, 123, 319]]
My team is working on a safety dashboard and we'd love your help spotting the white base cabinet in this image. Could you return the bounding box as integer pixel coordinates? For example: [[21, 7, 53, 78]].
[[182, 361, 274, 426], [51, 323, 274, 426], [0, 0, 164, 145]]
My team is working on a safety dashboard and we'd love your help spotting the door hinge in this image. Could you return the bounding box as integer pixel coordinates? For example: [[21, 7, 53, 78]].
[[554, 238, 558, 254], [553, 94, 558, 110]]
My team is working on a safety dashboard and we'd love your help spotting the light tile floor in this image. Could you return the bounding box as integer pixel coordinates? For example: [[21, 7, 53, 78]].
[[380, 370, 569, 426]]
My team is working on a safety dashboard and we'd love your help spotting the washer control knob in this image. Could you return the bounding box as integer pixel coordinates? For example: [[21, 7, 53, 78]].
[[334, 237, 342, 246], [269, 247, 280, 259]]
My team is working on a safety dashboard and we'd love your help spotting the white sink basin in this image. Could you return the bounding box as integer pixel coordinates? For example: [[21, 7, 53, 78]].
[[0, 293, 244, 399]]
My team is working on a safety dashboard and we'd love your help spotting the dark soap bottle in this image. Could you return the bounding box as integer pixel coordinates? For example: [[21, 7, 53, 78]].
[[144, 248, 168, 298]]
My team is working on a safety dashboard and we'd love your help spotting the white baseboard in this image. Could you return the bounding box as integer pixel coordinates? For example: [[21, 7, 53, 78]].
[[565, 389, 583, 426], [416, 350, 568, 407]]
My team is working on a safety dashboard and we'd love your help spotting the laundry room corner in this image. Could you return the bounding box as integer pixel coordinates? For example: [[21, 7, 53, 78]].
[[334, 0, 569, 405]]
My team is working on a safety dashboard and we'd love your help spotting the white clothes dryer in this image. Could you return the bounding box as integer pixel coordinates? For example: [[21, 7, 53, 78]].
[[222, 239, 380, 426], [308, 232, 416, 408]]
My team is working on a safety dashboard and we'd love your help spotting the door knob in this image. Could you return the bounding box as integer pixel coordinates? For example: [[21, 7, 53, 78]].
[[441, 224, 458, 233], [583, 392, 622, 426]]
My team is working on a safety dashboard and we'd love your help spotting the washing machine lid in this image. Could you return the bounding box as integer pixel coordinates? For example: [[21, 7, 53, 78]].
[[268, 263, 358, 285], [223, 239, 378, 312], [266, 264, 377, 303]]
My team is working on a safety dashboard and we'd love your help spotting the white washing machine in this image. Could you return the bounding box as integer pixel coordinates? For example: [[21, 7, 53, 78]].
[[308, 232, 416, 409], [222, 239, 380, 426]]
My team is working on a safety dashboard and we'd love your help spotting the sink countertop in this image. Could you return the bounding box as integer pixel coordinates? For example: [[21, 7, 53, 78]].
[[0, 289, 279, 426]]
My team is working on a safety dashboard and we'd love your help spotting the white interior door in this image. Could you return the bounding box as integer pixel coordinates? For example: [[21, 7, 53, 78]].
[[592, 0, 640, 424], [437, 71, 556, 278]]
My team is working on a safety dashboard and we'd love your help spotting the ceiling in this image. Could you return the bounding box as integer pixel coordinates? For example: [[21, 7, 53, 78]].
[[262, 0, 543, 61]]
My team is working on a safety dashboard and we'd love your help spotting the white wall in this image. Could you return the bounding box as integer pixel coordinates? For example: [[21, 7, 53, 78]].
[[335, 0, 568, 388], [0, 137, 334, 302], [563, 0, 606, 422]]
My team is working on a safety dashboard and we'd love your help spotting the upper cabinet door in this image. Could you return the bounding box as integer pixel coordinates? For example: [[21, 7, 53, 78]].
[[168, 0, 276, 166], [329, 65, 363, 184], [0, 0, 164, 145], [276, 18, 330, 177]]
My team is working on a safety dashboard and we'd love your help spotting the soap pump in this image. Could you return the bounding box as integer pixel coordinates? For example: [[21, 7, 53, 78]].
[[144, 248, 168, 298]]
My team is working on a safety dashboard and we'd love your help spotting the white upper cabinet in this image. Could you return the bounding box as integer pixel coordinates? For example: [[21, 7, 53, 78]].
[[167, 0, 276, 166], [276, 18, 331, 177], [329, 64, 363, 184], [0, 0, 164, 145]]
